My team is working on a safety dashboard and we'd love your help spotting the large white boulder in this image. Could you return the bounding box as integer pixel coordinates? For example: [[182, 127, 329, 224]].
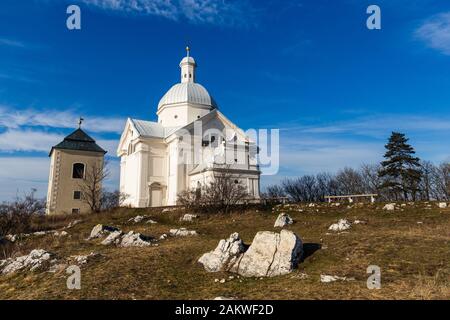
[[198, 233, 246, 272], [328, 219, 351, 232], [274, 213, 294, 228], [383, 203, 396, 211], [231, 230, 303, 277]]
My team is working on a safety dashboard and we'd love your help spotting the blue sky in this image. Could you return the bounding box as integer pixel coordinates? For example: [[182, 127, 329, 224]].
[[1, 0, 450, 201]]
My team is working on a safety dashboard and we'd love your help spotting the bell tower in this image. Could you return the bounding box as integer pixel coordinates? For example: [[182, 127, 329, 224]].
[[180, 46, 196, 83]]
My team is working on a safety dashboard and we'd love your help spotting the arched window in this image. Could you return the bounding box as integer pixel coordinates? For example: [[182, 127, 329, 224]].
[[72, 163, 85, 179]]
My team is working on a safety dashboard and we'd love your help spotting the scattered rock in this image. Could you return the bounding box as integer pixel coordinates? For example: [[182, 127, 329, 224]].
[[70, 252, 99, 265], [180, 214, 199, 222], [383, 203, 396, 211], [88, 224, 120, 240], [231, 230, 303, 277], [320, 274, 355, 283], [328, 219, 351, 232], [128, 215, 145, 223], [5, 234, 17, 242], [101, 231, 123, 245], [53, 231, 69, 237], [1, 249, 54, 274], [438, 202, 447, 209], [274, 213, 294, 228], [199, 233, 246, 272], [213, 296, 236, 300], [219, 278, 226, 283], [120, 231, 154, 247], [170, 228, 197, 237], [353, 220, 366, 225], [146, 219, 158, 224], [291, 272, 309, 280], [64, 219, 82, 229], [159, 233, 168, 240]]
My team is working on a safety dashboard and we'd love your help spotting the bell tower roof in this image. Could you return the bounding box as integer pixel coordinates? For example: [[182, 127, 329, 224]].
[[180, 46, 196, 83]]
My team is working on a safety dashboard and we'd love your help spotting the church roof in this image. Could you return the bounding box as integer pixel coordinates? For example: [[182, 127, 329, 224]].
[[157, 82, 218, 110], [130, 119, 180, 139], [49, 128, 107, 156]]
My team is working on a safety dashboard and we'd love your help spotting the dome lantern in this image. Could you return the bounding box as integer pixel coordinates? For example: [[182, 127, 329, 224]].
[[180, 46, 196, 84]]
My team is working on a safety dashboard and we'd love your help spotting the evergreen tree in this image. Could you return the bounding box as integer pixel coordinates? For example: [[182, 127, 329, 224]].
[[379, 132, 422, 200]]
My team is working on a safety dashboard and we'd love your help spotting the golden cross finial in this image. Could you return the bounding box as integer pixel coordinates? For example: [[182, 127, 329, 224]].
[[186, 46, 190, 58]]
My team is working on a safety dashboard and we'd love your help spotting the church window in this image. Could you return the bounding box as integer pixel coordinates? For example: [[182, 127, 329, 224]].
[[174, 115, 178, 119], [234, 179, 239, 184], [71, 208, 80, 214], [73, 191, 81, 200], [197, 116, 200, 119], [72, 163, 85, 179]]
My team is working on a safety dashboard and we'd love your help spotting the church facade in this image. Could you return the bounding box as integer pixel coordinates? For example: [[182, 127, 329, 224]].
[[117, 49, 260, 207]]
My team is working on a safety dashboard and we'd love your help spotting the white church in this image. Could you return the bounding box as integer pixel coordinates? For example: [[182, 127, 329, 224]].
[[117, 48, 261, 207]]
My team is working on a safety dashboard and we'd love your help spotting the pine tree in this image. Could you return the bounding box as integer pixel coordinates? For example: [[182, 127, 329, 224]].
[[379, 132, 422, 201]]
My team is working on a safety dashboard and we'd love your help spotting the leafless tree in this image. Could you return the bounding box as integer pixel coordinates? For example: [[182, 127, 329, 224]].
[[264, 185, 286, 198], [178, 168, 248, 214], [101, 190, 129, 211], [0, 189, 45, 238], [78, 160, 109, 213]]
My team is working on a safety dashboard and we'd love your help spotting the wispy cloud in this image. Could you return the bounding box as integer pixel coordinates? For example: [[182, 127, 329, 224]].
[[415, 12, 450, 56], [79, 0, 256, 26], [0, 38, 26, 48], [0, 105, 125, 133]]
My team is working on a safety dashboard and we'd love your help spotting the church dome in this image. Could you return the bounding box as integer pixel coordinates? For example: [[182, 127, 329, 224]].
[[157, 47, 218, 111], [158, 82, 218, 110]]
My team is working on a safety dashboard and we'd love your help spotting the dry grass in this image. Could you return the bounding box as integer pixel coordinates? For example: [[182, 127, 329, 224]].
[[0, 202, 449, 300]]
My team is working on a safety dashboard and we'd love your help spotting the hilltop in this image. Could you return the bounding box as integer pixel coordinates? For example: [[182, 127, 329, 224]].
[[0, 202, 449, 300]]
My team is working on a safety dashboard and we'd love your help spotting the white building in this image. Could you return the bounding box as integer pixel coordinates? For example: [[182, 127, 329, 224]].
[[117, 49, 260, 207]]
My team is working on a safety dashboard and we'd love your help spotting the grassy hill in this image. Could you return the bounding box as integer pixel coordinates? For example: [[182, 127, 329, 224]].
[[0, 202, 449, 300]]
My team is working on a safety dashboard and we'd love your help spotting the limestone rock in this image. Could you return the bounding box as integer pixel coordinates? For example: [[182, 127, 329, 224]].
[[274, 213, 294, 228], [88, 224, 120, 240], [120, 231, 153, 247], [383, 203, 396, 211], [128, 215, 146, 223], [198, 233, 246, 272], [70, 252, 98, 265], [1, 249, 53, 274], [170, 228, 198, 237], [101, 231, 123, 245], [320, 274, 355, 283], [438, 202, 447, 209], [231, 230, 303, 277], [328, 219, 351, 232], [180, 214, 199, 222]]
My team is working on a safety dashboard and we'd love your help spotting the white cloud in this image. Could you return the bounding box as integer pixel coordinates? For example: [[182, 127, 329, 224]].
[[0, 38, 26, 48], [416, 12, 450, 55], [0, 105, 125, 133], [0, 157, 120, 202], [0, 129, 62, 153], [79, 0, 254, 26]]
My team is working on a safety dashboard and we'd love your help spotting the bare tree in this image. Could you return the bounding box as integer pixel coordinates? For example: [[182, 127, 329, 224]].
[[101, 190, 129, 211], [79, 160, 109, 213], [178, 168, 248, 214], [0, 189, 45, 238], [335, 167, 364, 195], [264, 185, 286, 198]]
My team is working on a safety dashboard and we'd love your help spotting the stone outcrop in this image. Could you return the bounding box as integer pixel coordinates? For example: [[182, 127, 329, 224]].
[[274, 213, 294, 228], [120, 231, 154, 247], [101, 231, 123, 245], [231, 230, 303, 277], [438, 202, 447, 209], [0, 249, 53, 274], [198, 233, 246, 272], [180, 214, 199, 222], [88, 224, 120, 240], [328, 219, 351, 232], [170, 228, 198, 237], [383, 203, 396, 211]]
